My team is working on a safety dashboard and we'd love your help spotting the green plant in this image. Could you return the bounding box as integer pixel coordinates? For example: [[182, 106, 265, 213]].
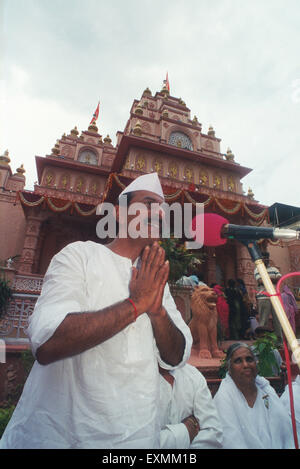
[[0, 273, 12, 319], [159, 237, 205, 282], [218, 356, 228, 379], [0, 349, 34, 437], [252, 332, 281, 377], [0, 405, 15, 438]]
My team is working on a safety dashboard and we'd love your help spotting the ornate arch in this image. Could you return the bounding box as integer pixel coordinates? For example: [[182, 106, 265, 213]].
[[77, 146, 99, 165], [165, 125, 195, 151]]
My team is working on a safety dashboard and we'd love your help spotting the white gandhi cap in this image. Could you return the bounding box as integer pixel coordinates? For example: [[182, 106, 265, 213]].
[[118, 172, 164, 200]]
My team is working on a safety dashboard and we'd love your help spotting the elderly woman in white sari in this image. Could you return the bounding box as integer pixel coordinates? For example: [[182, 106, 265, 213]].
[[213, 343, 294, 449]]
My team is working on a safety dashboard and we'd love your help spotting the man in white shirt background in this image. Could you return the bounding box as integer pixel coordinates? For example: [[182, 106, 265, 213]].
[[159, 363, 223, 449]]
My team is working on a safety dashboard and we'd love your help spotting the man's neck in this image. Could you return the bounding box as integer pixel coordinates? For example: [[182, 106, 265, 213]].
[[159, 366, 174, 387], [106, 237, 152, 261]]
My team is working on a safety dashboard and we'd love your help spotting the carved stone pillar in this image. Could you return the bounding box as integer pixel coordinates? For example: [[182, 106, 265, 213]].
[[235, 242, 256, 303], [206, 247, 217, 286], [18, 216, 43, 274], [288, 241, 300, 287]]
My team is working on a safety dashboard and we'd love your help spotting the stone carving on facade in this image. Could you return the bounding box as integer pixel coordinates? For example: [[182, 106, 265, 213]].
[[291, 253, 300, 271], [213, 174, 223, 190], [23, 236, 38, 249], [27, 219, 41, 234], [135, 155, 146, 172], [60, 173, 70, 190], [61, 145, 74, 159], [101, 154, 114, 167], [44, 172, 55, 186], [89, 180, 99, 195], [199, 170, 209, 186], [152, 159, 163, 175], [204, 139, 214, 151], [227, 176, 235, 192], [141, 121, 151, 134], [168, 162, 178, 179], [75, 177, 85, 193], [184, 166, 194, 183]]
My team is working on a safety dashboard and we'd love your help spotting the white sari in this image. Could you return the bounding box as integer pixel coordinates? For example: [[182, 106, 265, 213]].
[[214, 373, 294, 449], [280, 375, 300, 441]]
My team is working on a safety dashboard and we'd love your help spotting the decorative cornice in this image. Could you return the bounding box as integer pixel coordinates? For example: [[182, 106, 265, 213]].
[[35, 155, 114, 183], [112, 134, 252, 178]]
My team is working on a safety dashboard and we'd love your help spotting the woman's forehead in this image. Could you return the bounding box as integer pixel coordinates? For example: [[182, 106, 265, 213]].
[[232, 347, 253, 359]]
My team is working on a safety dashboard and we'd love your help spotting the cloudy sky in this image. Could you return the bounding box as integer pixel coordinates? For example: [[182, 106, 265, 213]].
[[1, 0, 300, 208]]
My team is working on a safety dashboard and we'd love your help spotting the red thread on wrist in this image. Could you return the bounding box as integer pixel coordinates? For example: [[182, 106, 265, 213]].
[[127, 298, 138, 321]]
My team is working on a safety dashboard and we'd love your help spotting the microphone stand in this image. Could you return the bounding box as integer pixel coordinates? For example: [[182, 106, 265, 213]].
[[241, 239, 300, 372]]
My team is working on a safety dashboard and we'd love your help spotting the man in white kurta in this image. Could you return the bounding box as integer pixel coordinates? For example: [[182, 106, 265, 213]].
[[213, 373, 294, 449], [0, 173, 192, 449], [159, 364, 223, 449]]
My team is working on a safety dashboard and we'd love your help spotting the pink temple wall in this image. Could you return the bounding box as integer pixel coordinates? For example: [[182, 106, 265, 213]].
[[0, 200, 26, 264]]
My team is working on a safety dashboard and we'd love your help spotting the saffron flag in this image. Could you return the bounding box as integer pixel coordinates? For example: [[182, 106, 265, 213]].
[[164, 72, 170, 92], [90, 101, 100, 124]]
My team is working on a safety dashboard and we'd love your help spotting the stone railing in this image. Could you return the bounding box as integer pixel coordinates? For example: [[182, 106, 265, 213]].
[[0, 275, 44, 341], [0, 294, 39, 340], [12, 275, 44, 294]]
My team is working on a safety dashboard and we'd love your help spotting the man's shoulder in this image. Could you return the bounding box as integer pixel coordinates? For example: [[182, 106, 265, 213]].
[[179, 363, 206, 382], [54, 240, 107, 264], [59, 240, 105, 255]]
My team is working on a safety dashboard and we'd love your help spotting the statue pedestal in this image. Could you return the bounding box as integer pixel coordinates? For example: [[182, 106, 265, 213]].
[[188, 346, 223, 396], [188, 345, 223, 369]]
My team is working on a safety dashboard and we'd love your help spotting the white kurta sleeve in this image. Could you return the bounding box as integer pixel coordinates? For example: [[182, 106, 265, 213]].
[[190, 371, 223, 449], [160, 423, 190, 449], [26, 242, 88, 356], [157, 283, 192, 371]]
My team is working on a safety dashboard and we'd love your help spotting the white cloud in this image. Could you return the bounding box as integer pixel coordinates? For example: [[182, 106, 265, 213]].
[[0, 64, 88, 190]]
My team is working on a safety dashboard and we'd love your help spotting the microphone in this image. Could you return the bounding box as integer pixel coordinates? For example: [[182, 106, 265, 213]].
[[191, 213, 300, 247]]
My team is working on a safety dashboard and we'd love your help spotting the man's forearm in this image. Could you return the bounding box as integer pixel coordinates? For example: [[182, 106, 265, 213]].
[[149, 308, 185, 366], [36, 299, 136, 365]]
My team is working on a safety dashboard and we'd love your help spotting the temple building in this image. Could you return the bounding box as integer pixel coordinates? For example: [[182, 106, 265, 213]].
[[1, 82, 299, 342]]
